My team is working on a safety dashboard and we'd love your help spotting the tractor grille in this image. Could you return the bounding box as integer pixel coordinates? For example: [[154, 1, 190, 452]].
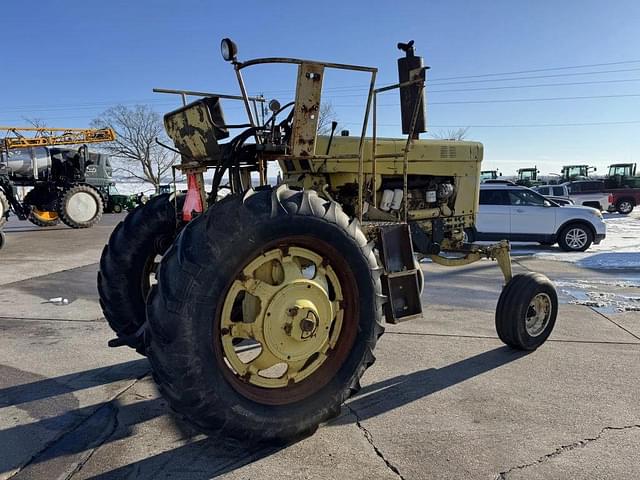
[[439, 145, 457, 159]]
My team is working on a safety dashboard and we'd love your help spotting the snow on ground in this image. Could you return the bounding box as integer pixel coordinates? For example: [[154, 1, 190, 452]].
[[509, 210, 640, 269], [518, 210, 640, 313], [555, 279, 640, 313]]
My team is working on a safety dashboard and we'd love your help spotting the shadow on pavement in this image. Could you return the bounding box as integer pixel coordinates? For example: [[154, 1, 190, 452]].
[[3, 225, 69, 233], [1, 348, 526, 478], [0, 359, 148, 407], [336, 346, 528, 424]]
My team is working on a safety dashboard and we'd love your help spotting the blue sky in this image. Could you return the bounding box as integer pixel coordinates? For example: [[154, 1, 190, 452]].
[[1, 0, 639, 176]]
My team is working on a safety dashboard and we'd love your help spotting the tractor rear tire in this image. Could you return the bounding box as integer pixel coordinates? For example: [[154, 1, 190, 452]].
[[98, 194, 184, 354], [495, 273, 557, 350], [58, 184, 103, 228], [145, 186, 385, 441], [28, 209, 60, 227], [0, 190, 8, 227]]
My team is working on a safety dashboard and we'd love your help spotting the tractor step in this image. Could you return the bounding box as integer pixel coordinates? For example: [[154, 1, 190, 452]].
[[378, 224, 423, 324]]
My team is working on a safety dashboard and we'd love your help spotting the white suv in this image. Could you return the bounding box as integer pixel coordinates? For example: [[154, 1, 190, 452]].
[[472, 184, 606, 251]]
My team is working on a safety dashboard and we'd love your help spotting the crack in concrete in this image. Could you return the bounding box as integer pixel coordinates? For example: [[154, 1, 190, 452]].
[[62, 401, 122, 480], [589, 308, 640, 341], [346, 405, 406, 480], [7, 375, 145, 480], [495, 423, 640, 479]]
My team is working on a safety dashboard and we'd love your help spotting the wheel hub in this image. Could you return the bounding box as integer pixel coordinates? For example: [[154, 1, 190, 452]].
[[264, 284, 333, 362], [566, 228, 587, 249], [525, 292, 552, 337], [219, 246, 345, 390], [32, 209, 59, 221], [67, 192, 98, 222]]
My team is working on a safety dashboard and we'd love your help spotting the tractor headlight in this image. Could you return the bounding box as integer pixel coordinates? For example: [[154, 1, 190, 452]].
[[221, 38, 238, 62]]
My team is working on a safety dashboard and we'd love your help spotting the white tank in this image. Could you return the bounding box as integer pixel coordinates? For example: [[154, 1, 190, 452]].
[[0, 147, 51, 179]]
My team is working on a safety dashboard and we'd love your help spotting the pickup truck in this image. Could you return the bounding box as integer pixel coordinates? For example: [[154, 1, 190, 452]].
[[607, 189, 639, 214], [533, 181, 612, 211]]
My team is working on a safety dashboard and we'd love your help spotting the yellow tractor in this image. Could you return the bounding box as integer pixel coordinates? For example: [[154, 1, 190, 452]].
[[98, 39, 558, 441]]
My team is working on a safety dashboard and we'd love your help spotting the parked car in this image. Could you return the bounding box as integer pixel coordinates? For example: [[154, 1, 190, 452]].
[[530, 184, 575, 206], [472, 184, 606, 251], [533, 182, 612, 211], [562, 180, 613, 211]]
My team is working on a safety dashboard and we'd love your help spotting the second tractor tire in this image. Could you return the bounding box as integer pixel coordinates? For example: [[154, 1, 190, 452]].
[[98, 194, 184, 353], [145, 186, 385, 442]]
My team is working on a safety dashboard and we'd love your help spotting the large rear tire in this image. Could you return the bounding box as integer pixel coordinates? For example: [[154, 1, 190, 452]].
[[146, 186, 384, 441], [58, 184, 103, 228], [98, 194, 184, 353], [0, 190, 8, 227]]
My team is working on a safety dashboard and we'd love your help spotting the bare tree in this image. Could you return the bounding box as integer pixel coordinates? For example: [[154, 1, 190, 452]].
[[430, 127, 470, 141], [91, 105, 178, 190], [317, 103, 340, 135], [22, 117, 48, 128]]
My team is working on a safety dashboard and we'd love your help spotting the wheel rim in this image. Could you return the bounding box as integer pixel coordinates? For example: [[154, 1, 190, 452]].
[[525, 292, 552, 337], [619, 201, 632, 213], [141, 253, 161, 300], [565, 228, 587, 249], [215, 237, 358, 405], [32, 209, 59, 222], [66, 192, 98, 222]]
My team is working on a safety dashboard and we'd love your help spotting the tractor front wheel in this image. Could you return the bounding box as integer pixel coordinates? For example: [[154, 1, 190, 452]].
[[495, 273, 558, 350], [98, 194, 184, 353], [145, 186, 384, 441]]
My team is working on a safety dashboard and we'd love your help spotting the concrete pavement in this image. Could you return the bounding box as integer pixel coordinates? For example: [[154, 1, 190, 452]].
[[0, 214, 638, 479]]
